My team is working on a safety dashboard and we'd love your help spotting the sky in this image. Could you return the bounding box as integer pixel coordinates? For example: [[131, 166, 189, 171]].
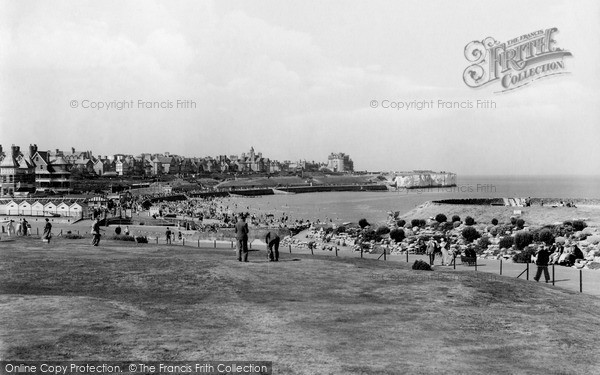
[[0, 0, 599, 175]]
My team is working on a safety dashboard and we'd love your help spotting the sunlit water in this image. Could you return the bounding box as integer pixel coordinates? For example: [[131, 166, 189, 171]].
[[223, 175, 600, 224]]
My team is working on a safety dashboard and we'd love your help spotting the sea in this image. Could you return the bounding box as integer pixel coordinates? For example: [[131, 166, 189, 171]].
[[225, 175, 600, 225]]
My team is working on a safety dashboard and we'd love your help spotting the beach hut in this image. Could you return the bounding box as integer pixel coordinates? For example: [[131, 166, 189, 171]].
[[56, 201, 71, 217], [18, 200, 32, 216], [44, 201, 58, 215], [4, 200, 18, 215], [31, 201, 45, 216], [69, 202, 85, 218]]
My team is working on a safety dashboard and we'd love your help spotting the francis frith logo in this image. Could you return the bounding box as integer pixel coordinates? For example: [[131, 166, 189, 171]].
[[463, 28, 572, 93]]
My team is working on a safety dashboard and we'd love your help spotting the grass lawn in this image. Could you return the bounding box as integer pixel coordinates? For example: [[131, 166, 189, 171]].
[[1, 237, 600, 374]]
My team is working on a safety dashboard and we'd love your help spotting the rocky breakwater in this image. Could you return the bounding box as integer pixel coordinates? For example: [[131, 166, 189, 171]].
[[390, 171, 457, 189]]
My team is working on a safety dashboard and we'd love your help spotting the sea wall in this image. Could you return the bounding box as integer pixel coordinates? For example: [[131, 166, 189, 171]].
[[393, 172, 456, 188]]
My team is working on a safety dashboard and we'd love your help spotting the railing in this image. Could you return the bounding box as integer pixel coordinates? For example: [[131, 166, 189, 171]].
[[3, 230, 591, 294]]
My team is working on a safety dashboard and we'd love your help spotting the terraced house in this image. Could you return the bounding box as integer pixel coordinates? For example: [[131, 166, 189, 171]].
[[0, 145, 35, 197]]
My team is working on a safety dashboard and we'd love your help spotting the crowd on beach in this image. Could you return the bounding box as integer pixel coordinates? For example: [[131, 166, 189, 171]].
[[4, 190, 600, 273]]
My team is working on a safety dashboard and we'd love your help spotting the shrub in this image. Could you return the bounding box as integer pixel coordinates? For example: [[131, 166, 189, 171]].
[[419, 219, 427, 227], [499, 236, 514, 249], [516, 218, 525, 229], [333, 226, 346, 235], [461, 227, 481, 243], [411, 219, 421, 228], [538, 228, 555, 245], [135, 236, 148, 243], [362, 230, 381, 243], [412, 259, 432, 271], [358, 218, 370, 229], [514, 231, 533, 250], [442, 222, 455, 231], [478, 235, 491, 249], [510, 217, 517, 225], [464, 216, 475, 226], [513, 246, 537, 263], [572, 220, 587, 232], [435, 214, 447, 223], [451, 215, 461, 223], [396, 219, 406, 228], [489, 226, 499, 237], [111, 234, 136, 242], [389, 228, 405, 243], [64, 233, 83, 239], [115, 226, 122, 235], [491, 218, 499, 225], [376, 226, 391, 236]]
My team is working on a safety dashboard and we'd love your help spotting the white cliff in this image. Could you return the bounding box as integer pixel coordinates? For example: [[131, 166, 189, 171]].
[[391, 172, 456, 188]]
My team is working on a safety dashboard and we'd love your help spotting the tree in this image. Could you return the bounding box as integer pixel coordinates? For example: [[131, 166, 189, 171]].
[[396, 219, 406, 228], [461, 227, 480, 243], [572, 220, 587, 232], [452, 215, 461, 223], [491, 218, 498, 225], [389, 228, 405, 242], [516, 218, 525, 229], [358, 218, 370, 229], [411, 219, 421, 228], [464, 216, 475, 226], [499, 236, 514, 249], [376, 226, 390, 236], [514, 231, 533, 250], [435, 213, 447, 223], [538, 228, 555, 245]]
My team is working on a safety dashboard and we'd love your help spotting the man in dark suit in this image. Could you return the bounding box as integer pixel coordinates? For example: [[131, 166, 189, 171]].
[[265, 230, 280, 262], [235, 213, 249, 262], [534, 245, 551, 283]]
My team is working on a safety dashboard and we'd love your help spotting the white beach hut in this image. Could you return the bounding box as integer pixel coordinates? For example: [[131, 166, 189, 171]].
[[4, 200, 18, 215], [44, 201, 58, 215], [31, 201, 45, 216], [18, 200, 32, 216], [56, 202, 71, 217], [69, 202, 85, 218]]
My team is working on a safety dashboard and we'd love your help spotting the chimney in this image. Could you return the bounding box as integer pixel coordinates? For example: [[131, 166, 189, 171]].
[[29, 144, 38, 158], [71, 147, 75, 154]]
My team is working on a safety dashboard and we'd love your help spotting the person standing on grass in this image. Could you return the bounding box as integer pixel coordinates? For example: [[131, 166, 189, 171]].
[[22, 219, 29, 236], [265, 230, 280, 262], [440, 238, 449, 266], [7, 220, 15, 236], [235, 213, 249, 262], [534, 245, 551, 283], [426, 238, 436, 265], [166, 227, 172, 244], [42, 218, 52, 243], [91, 218, 102, 246]]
